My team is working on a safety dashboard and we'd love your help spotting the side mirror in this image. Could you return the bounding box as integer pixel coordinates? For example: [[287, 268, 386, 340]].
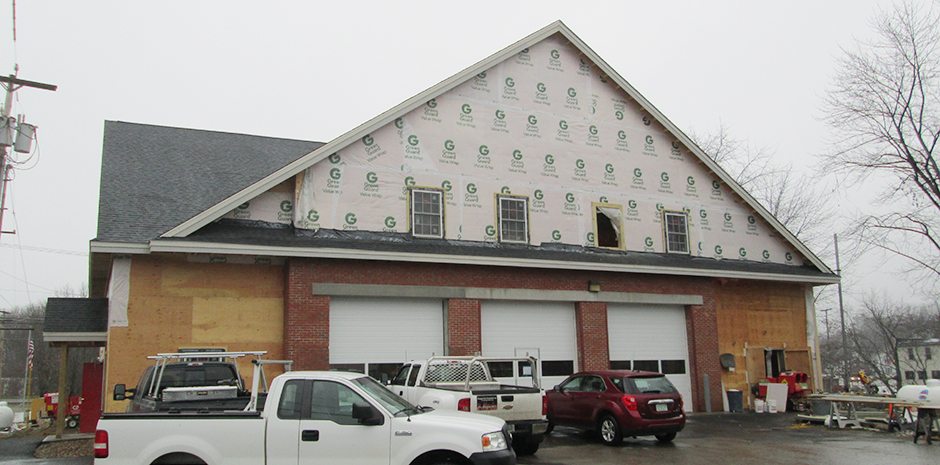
[[352, 403, 384, 426], [554, 385, 562, 392], [113, 384, 129, 401]]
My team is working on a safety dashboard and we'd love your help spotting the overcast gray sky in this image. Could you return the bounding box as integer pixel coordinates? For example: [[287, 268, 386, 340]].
[[0, 0, 914, 311]]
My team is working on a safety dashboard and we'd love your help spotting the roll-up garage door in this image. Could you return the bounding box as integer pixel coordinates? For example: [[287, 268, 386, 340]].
[[329, 296, 444, 383], [481, 301, 577, 388], [607, 303, 693, 411]]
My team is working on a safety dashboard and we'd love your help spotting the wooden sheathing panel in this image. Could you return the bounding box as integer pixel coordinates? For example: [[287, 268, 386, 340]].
[[714, 280, 809, 406], [104, 255, 285, 412]]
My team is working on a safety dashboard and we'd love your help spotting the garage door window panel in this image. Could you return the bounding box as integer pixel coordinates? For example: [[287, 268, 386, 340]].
[[329, 363, 365, 374], [411, 188, 444, 238], [542, 360, 575, 377], [660, 360, 686, 375], [663, 211, 689, 254], [633, 360, 659, 372], [498, 195, 529, 243], [609, 360, 631, 370]]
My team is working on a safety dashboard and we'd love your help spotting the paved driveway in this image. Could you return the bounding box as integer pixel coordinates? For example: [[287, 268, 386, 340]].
[[522, 413, 936, 465]]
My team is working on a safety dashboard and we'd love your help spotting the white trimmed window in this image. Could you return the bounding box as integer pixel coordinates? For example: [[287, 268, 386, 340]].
[[498, 195, 528, 243], [410, 188, 443, 238], [663, 211, 689, 253]]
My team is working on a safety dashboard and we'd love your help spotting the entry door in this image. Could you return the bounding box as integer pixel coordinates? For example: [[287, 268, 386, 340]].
[[297, 380, 390, 465]]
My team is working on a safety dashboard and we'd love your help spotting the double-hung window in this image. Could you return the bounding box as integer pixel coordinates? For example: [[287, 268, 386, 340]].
[[498, 195, 528, 243], [410, 188, 443, 238], [663, 211, 689, 254]]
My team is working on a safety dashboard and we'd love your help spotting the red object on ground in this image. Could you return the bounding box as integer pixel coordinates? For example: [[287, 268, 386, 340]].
[[758, 371, 810, 400], [43, 392, 82, 418]]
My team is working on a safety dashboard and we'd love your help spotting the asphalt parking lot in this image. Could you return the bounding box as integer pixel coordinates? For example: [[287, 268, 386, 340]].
[[522, 412, 938, 465]]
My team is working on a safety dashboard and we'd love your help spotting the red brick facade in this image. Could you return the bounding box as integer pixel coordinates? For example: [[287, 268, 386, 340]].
[[446, 298, 482, 356], [575, 302, 609, 371], [283, 257, 782, 412]]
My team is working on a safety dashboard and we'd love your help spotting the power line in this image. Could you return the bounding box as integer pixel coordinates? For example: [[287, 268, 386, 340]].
[[0, 242, 86, 256]]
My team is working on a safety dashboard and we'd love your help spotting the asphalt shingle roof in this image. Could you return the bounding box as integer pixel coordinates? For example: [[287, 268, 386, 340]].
[[44, 298, 109, 333], [95, 121, 323, 243]]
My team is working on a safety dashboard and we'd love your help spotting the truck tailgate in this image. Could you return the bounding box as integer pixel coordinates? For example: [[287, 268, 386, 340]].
[[471, 389, 543, 423]]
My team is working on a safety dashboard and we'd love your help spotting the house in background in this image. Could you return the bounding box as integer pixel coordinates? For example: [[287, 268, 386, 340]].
[[899, 338, 940, 384], [73, 21, 838, 413]]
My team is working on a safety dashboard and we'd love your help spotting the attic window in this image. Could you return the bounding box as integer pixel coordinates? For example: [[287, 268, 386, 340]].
[[410, 188, 444, 238], [663, 211, 689, 254], [498, 195, 529, 243], [594, 203, 623, 249]]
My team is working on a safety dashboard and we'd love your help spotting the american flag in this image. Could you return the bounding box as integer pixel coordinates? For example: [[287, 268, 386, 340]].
[[27, 338, 34, 370]]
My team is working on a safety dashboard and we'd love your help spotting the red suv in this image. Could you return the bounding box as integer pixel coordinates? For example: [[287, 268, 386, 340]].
[[546, 370, 685, 445]]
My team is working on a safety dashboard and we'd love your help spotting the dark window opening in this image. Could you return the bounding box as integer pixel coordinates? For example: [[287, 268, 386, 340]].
[[932, 370, 940, 379], [765, 349, 786, 378], [487, 362, 514, 378], [660, 360, 686, 374], [905, 370, 915, 380], [594, 206, 622, 248], [633, 360, 659, 372], [542, 360, 575, 377], [918, 370, 928, 380], [609, 360, 631, 370]]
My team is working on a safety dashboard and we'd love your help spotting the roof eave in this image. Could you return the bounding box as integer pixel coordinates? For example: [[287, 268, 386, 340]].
[[148, 238, 841, 285]]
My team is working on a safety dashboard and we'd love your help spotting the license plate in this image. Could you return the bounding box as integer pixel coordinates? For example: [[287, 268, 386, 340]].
[[655, 403, 668, 412]]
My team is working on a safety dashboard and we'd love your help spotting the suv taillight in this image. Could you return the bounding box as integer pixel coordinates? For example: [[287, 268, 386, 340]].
[[621, 395, 638, 412], [457, 398, 471, 412], [542, 394, 548, 416], [94, 430, 109, 458]]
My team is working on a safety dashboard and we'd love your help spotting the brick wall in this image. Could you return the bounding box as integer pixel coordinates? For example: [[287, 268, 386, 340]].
[[279, 257, 805, 412], [285, 259, 330, 370], [446, 299, 482, 356], [575, 302, 609, 371]]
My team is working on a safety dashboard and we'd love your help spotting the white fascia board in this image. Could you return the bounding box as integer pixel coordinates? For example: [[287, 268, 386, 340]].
[[161, 21, 567, 239], [149, 239, 841, 285], [89, 241, 150, 254], [160, 20, 832, 277], [43, 332, 107, 342], [553, 24, 834, 275]]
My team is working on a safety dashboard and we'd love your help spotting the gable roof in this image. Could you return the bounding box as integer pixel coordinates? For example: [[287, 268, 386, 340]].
[[156, 21, 834, 276], [94, 121, 323, 243]]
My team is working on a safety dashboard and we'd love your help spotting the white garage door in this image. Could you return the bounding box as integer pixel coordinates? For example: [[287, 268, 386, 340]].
[[607, 304, 693, 412], [330, 296, 444, 383], [481, 301, 577, 388]]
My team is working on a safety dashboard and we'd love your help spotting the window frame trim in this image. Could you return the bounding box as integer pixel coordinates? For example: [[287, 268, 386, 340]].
[[408, 186, 445, 239], [662, 210, 691, 255], [496, 194, 530, 244]]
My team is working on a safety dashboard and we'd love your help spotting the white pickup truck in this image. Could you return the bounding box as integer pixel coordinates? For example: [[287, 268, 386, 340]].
[[389, 357, 548, 456], [94, 370, 516, 465]]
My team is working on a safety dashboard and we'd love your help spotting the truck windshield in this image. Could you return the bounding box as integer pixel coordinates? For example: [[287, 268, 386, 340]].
[[352, 376, 421, 417]]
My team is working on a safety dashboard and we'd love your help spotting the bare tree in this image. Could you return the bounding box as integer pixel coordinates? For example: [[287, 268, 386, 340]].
[[692, 126, 837, 257], [824, 1, 940, 284], [843, 295, 940, 394]]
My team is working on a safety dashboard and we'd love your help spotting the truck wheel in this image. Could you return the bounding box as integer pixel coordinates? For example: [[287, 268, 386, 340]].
[[66, 417, 79, 429], [655, 432, 676, 443], [598, 414, 622, 446], [511, 436, 541, 456]]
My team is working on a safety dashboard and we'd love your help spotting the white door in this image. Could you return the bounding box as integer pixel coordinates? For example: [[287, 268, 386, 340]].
[[607, 303, 693, 412], [481, 301, 578, 388], [330, 297, 444, 383]]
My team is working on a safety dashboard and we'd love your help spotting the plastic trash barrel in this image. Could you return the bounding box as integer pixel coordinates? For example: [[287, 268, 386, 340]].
[[727, 389, 743, 413]]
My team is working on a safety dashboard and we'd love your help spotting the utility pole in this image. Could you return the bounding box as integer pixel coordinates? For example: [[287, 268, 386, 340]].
[[819, 307, 832, 343], [0, 70, 58, 240], [834, 234, 849, 391]]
